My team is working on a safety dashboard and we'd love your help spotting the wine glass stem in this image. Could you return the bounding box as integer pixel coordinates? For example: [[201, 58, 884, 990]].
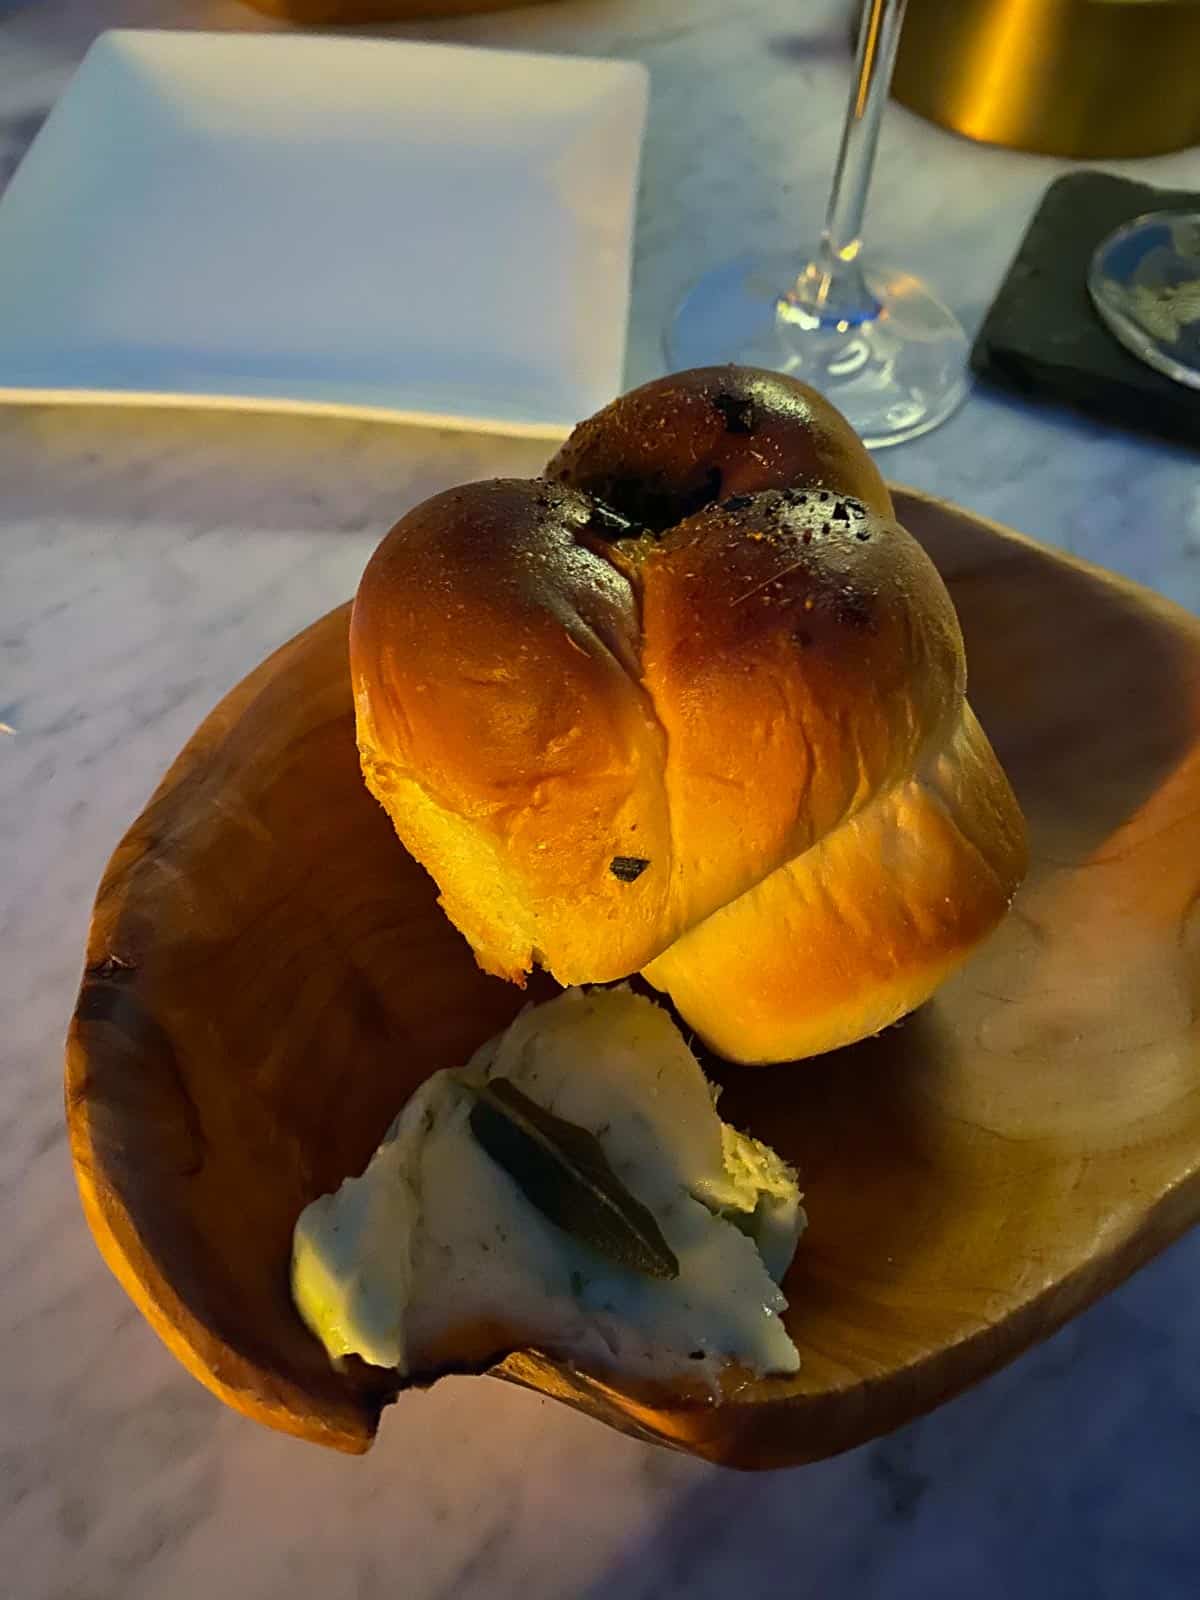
[[782, 0, 908, 327]]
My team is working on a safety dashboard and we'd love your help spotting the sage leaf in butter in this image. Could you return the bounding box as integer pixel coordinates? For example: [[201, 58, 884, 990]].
[[466, 1076, 679, 1281]]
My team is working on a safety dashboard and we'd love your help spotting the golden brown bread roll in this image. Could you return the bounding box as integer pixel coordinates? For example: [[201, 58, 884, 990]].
[[351, 366, 1025, 1059], [642, 705, 1027, 1062]]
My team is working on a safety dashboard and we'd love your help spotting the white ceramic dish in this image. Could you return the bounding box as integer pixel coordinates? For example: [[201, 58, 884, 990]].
[[0, 30, 649, 439]]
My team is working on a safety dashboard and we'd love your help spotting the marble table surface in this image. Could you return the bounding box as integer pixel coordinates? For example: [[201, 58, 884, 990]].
[[2, 1, 1199, 1596]]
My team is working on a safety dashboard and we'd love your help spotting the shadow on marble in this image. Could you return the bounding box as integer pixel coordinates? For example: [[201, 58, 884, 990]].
[[765, 26, 853, 64], [577, 1227, 1200, 1600], [963, 353, 1200, 462], [1, 404, 551, 537], [0, 106, 45, 190]]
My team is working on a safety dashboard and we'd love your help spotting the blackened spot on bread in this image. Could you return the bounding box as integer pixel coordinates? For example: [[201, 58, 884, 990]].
[[589, 468, 723, 534], [834, 588, 878, 632], [713, 393, 756, 435], [585, 498, 643, 542], [610, 856, 650, 882]]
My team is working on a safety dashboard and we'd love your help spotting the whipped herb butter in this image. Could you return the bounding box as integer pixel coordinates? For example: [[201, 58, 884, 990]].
[[292, 988, 804, 1386]]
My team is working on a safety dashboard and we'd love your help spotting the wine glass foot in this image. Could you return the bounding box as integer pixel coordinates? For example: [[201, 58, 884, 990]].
[[664, 250, 970, 449], [1088, 210, 1200, 391]]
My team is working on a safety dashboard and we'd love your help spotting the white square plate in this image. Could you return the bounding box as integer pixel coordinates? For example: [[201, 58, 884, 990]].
[[0, 30, 649, 438]]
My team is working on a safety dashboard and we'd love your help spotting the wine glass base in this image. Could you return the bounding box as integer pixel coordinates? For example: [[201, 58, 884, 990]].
[[664, 251, 970, 449], [1088, 210, 1200, 391]]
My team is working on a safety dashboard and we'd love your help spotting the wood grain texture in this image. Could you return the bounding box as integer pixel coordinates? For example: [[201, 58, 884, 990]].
[[65, 489, 1200, 1467]]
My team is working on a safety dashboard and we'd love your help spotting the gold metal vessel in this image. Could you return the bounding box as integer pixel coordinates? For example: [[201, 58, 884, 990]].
[[891, 0, 1200, 159]]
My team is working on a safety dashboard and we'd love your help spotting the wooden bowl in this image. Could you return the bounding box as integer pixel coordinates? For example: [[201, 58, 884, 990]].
[[65, 489, 1200, 1468]]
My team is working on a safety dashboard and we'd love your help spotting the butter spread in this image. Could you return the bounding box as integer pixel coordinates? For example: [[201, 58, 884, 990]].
[[292, 987, 804, 1386]]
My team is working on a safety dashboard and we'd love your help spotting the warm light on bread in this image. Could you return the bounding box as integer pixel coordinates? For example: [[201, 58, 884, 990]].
[[350, 366, 1026, 1061], [642, 705, 1027, 1063]]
